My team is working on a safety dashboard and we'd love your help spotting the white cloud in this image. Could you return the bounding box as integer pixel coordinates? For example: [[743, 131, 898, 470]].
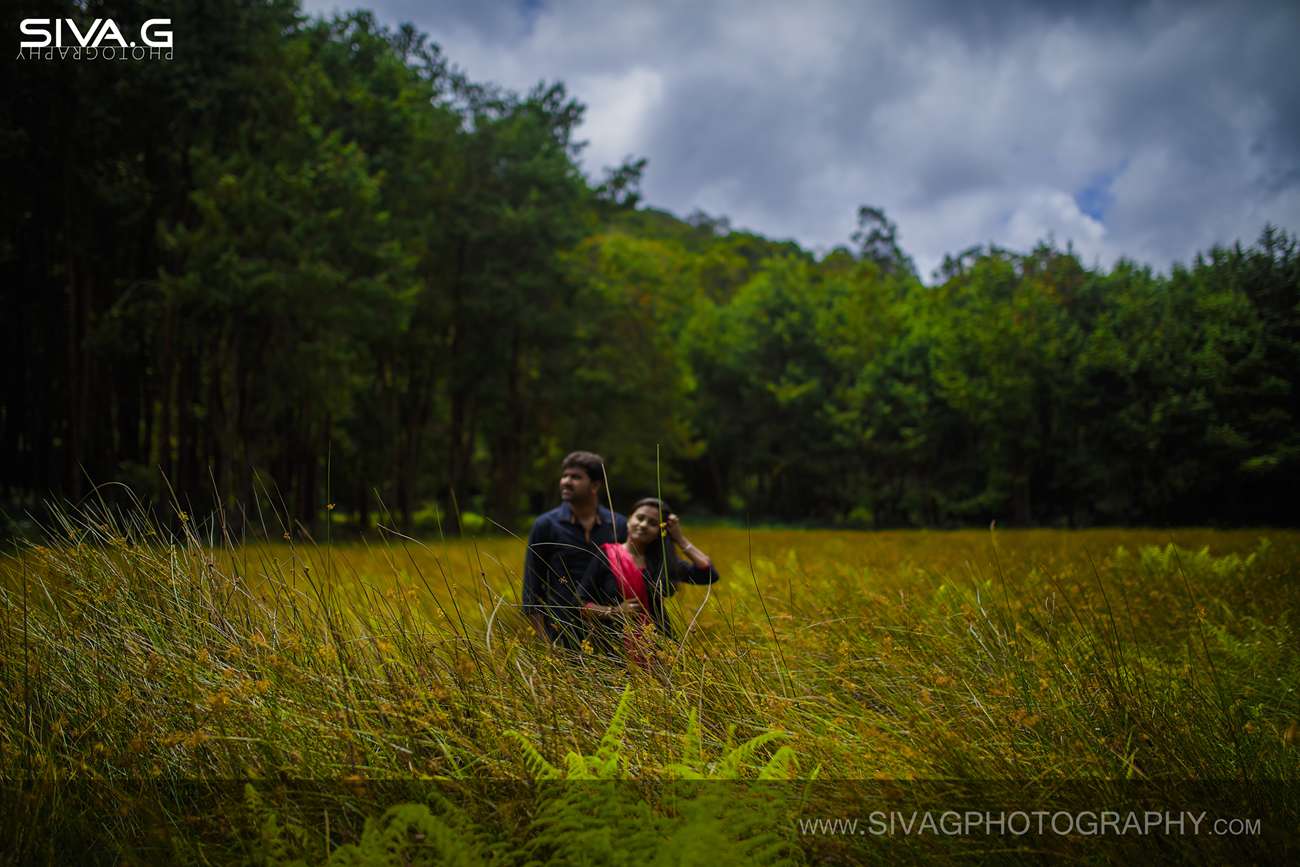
[[1006, 189, 1107, 256], [572, 67, 665, 174], [300, 0, 1300, 279]]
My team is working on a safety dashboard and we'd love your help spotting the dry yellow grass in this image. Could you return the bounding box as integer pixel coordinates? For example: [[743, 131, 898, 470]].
[[2, 511, 1297, 860]]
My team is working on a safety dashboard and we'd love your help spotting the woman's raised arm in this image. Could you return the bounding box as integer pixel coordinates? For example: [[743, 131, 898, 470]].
[[665, 514, 719, 585]]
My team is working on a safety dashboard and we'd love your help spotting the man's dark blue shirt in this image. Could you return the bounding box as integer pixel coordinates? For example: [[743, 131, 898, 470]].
[[522, 502, 627, 647]]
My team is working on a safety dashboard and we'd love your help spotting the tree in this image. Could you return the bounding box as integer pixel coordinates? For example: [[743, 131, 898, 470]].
[[851, 205, 915, 276]]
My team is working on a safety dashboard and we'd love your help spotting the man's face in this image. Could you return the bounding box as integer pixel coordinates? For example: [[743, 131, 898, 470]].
[[559, 466, 598, 504]]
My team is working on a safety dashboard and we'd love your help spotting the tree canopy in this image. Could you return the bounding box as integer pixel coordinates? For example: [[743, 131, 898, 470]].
[[3, 1, 1298, 533]]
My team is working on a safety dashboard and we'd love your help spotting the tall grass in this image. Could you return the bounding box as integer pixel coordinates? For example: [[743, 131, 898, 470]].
[[1, 500, 1297, 861]]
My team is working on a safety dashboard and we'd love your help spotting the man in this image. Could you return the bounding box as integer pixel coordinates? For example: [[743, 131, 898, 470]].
[[522, 450, 627, 649]]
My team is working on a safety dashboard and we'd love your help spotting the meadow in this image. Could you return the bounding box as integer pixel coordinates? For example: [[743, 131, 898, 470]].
[[2, 504, 1297, 863]]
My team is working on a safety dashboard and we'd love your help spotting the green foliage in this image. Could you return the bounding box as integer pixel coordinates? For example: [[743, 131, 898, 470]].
[[243, 785, 311, 867], [508, 688, 806, 784], [325, 802, 490, 867], [1112, 541, 1264, 587], [507, 685, 804, 866], [553, 231, 700, 501], [238, 686, 804, 865], [4, 0, 1299, 531], [241, 785, 494, 867], [505, 730, 563, 781]]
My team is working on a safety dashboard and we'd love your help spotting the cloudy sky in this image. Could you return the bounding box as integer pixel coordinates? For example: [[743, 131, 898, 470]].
[[303, 0, 1299, 279]]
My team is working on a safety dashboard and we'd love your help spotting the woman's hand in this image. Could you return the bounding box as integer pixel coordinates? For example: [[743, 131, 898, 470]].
[[584, 598, 642, 620], [666, 513, 712, 571], [616, 598, 642, 619], [664, 513, 685, 544]]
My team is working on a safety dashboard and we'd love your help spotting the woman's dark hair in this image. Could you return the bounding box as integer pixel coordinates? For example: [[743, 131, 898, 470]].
[[628, 497, 670, 519], [628, 497, 676, 589]]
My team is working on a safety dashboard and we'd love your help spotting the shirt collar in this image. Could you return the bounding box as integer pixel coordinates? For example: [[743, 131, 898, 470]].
[[560, 501, 605, 525]]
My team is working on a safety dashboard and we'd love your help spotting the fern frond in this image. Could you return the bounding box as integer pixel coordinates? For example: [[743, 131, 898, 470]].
[[327, 802, 489, 867], [718, 730, 786, 778], [564, 751, 593, 780], [663, 762, 706, 780], [597, 683, 635, 759], [505, 730, 561, 780], [757, 745, 799, 779], [680, 707, 703, 770]]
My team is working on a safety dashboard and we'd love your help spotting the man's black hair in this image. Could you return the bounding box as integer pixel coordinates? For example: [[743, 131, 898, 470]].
[[561, 451, 607, 488]]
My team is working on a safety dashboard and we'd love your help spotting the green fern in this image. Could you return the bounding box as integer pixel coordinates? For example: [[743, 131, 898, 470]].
[[508, 686, 804, 865], [240, 786, 495, 867], [758, 745, 801, 780], [665, 717, 802, 781], [504, 729, 562, 780], [326, 802, 490, 867], [593, 683, 636, 773], [242, 783, 309, 867], [509, 685, 636, 783], [1113, 541, 1262, 585], [717, 730, 788, 779], [563, 751, 593, 779], [681, 708, 704, 768], [244, 688, 806, 867]]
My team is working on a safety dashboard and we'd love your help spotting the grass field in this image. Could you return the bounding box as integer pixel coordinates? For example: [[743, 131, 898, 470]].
[[2, 505, 1298, 862]]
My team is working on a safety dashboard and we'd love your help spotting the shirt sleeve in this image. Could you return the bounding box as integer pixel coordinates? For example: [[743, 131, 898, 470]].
[[671, 554, 720, 587], [521, 517, 549, 615]]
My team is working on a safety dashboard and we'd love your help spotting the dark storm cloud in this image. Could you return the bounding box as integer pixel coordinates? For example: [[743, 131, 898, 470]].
[[338, 0, 531, 40], [301, 0, 1300, 277]]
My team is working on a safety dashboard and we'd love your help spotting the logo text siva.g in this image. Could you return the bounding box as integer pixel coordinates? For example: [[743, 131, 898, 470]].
[[19, 18, 172, 60]]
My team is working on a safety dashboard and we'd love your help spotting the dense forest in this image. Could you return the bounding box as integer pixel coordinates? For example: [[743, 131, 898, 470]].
[[3, 0, 1299, 533]]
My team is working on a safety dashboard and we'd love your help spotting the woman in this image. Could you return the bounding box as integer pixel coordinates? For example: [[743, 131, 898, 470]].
[[579, 497, 719, 666]]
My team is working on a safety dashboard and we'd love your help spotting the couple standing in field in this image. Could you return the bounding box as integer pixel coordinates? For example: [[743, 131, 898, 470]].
[[521, 450, 719, 663]]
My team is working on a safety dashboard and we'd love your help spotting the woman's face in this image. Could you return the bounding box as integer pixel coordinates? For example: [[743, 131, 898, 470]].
[[627, 505, 662, 546]]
